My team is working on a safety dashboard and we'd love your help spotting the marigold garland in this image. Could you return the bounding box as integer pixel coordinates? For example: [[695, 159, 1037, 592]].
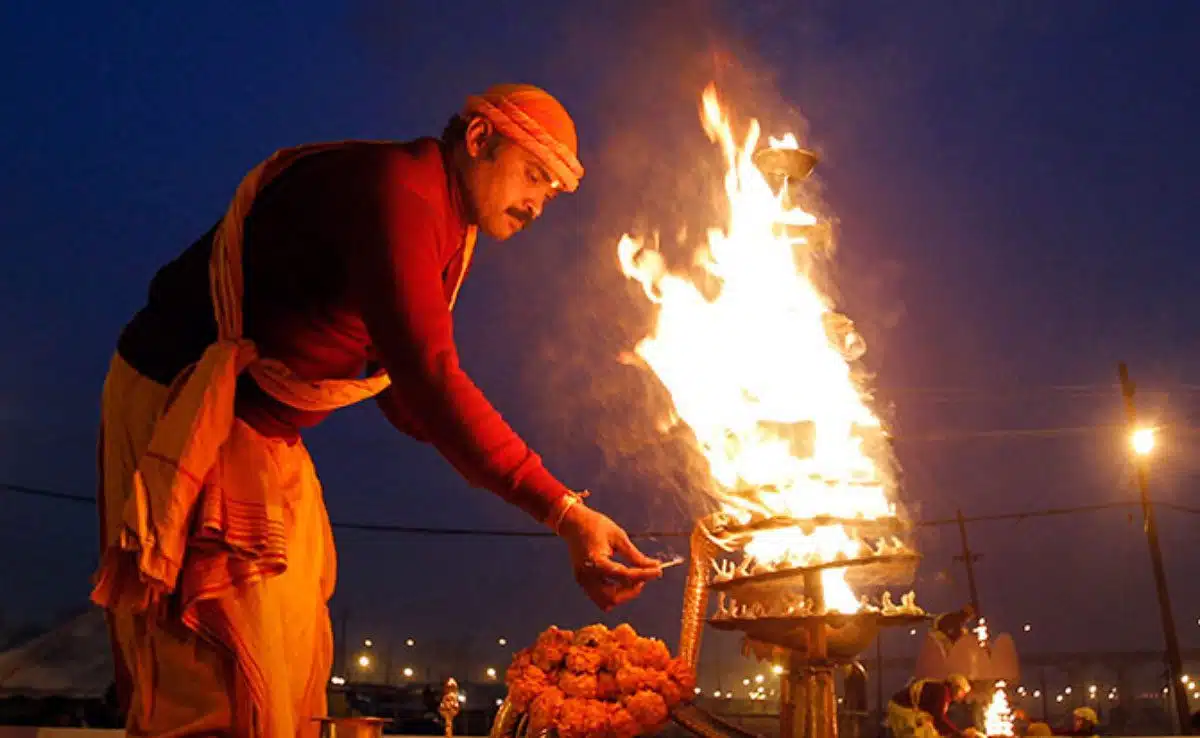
[[504, 623, 696, 738]]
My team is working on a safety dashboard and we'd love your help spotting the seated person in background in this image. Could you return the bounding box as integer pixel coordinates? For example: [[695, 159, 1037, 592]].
[[887, 674, 982, 738], [1060, 707, 1098, 738]]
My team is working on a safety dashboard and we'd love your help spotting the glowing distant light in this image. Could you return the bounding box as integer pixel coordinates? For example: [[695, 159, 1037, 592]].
[[402, 667, 414, 678], [1023, 623, 1032, 632], [755, 674, 765, 684], [357, 655, 371, 668], [713, 691, 722, 698], [1033, 690, 1042, 698], [405, 638, 416, 647], [910, 629, 917, 636], [1131, 427, 1156, 456], [1056, 695, 1064, 703], [694, 687, 702, 695], [495, 698, 504, 706], [1183, 675, 1191, 685], [1064, 687, 1073, 695], [486, 667, 497, 679], [498, 638, 508, 646], [743, 679, 751, 686], [363, 639, 373, 648], [772, 664, 785, 675]]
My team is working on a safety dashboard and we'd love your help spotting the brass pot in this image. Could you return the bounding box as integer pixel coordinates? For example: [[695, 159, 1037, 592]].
[[314, 716, 390, 738], [490, 698, 550, 738]]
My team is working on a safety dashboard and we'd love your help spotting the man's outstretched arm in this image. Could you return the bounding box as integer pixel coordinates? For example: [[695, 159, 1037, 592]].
[[345, 162, 661, 608]]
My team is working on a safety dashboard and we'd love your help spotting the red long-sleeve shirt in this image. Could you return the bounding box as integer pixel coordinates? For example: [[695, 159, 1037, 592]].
[[117, 138, 570, 522]]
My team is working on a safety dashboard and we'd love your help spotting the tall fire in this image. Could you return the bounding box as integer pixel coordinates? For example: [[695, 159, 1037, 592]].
[[619, 84, 915, 611], [619, 84, 925, 738]]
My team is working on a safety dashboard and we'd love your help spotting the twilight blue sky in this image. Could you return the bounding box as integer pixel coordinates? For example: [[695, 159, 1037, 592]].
[[1, 0, 1199, 691]]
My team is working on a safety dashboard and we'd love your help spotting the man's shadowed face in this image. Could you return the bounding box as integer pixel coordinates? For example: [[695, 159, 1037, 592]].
[[459, 116, 561, 241]]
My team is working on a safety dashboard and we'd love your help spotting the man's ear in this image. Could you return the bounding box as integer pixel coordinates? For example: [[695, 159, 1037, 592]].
[[464, 116, 495, 158]]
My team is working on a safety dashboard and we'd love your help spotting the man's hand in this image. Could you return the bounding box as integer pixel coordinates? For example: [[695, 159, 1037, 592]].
[[556, 503, 663, 611]]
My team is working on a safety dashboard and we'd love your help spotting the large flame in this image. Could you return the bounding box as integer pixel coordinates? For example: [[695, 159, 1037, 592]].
[[618, 85, 896, 613]]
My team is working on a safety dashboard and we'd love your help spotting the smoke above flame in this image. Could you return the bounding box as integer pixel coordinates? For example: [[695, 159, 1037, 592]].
[[618, 84, 899, 613]]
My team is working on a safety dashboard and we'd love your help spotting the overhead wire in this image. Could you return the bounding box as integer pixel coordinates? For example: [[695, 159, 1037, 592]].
[[0, 481, 1154, 540]]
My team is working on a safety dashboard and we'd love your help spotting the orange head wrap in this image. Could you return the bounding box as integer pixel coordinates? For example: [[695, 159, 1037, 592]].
[[463, 83, 584, 192]]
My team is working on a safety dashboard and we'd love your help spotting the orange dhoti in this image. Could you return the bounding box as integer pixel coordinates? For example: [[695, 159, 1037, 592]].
[[97, 353, 337, 738], [93, 143, 393, 738]]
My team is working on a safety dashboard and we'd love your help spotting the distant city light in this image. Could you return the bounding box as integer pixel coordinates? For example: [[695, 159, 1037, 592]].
[[405, 638, 415, 647], [402, 667, 414, 678], [498, 638, 508, 646], [486, 667, 498, 679], [1023, 623, 1032, 632], [363, 639, 373, 648], [1033, 690, 1042, 698], [743, 679, 751, 686], [1056, 695, 1064, 703], [755, 674, 765, 684], [1064, 687, 1073, 695], [357, 655, 371, 669], [772, 664, 785, 675]]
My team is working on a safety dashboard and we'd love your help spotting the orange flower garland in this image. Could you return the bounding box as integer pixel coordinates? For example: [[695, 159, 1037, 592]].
[[505, 624, 696, 738]]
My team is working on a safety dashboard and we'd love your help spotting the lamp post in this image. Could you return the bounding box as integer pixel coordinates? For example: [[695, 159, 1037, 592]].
[[1117, 362, 1190, 734]]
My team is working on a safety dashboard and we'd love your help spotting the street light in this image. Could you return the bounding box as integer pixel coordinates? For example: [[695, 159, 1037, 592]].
[[405, 638, 415, 647], [402, 667, 414, 678], [1121, 362, 1190, 735], [498, 637, 508, 646], [1131, 427, 1156, 456], [1023, 623, 1032, 633], [486, 667, 498, 680], [363, 638, 373, 648], [357, 654, 371, 669]]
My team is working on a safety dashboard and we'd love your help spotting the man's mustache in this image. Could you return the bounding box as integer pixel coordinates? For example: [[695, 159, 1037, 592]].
[[506, 207, 534, 229]]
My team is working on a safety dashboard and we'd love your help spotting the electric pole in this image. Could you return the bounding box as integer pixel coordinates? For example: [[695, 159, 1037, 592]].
[[953, 509, 982, 615], [339, 610, 350, 680], [1118, 362, 1190, 734]]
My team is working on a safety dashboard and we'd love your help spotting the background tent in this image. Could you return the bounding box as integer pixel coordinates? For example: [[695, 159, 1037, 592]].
[[0, 608, 112, 699]]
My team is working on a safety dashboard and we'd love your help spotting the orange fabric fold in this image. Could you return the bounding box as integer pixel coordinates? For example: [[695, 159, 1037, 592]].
[[98, 354, 336, 738]]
